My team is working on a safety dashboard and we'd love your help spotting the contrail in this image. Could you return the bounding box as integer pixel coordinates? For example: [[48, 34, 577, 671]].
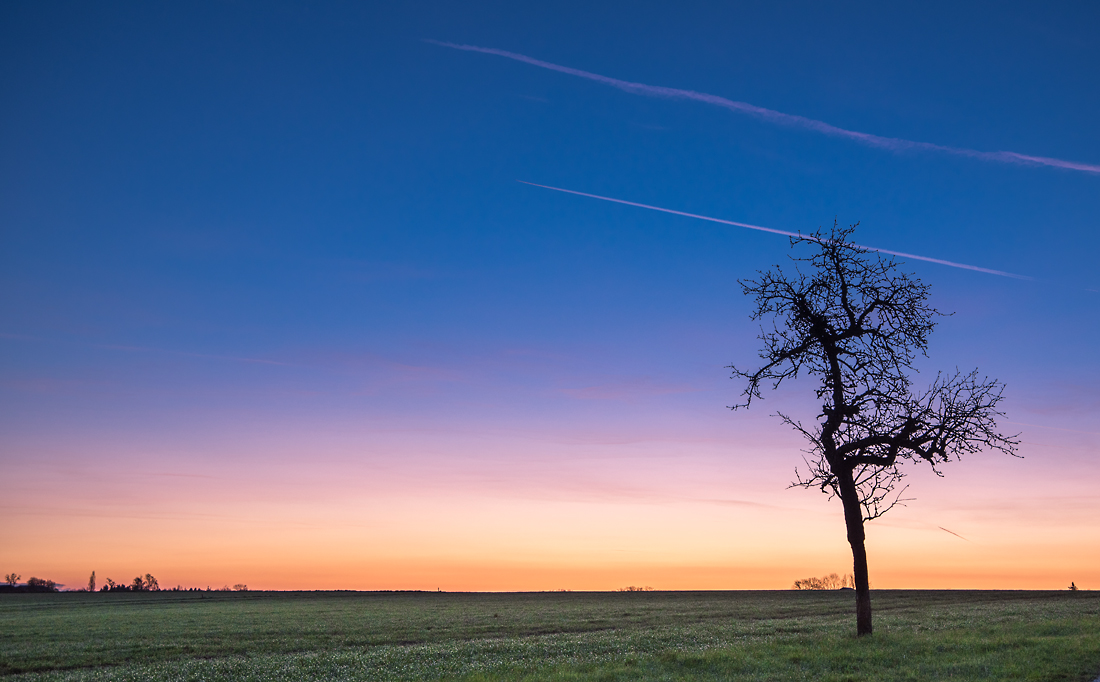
[[938, 526, 970, 541], [428, 40, 1100, 175], [519, 181, 1030, 279]]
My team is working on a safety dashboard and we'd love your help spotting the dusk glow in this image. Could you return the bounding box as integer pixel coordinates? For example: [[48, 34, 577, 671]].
[[1, 2, 1098, 594]]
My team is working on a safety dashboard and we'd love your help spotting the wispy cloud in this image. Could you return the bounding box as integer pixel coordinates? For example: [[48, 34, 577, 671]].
[[427, 40, 1100, 175], [558, 378, 699, 401], [98, 344, 291, 366], [520, 181, 1030, 279], [1006, 420, 1100, 437], [2, 333, 294, 366], [0, 378, 93, 395]]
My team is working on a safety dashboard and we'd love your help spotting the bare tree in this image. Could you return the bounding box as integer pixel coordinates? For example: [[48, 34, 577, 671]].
[[88, 571, 96, 593], [731, 223, 1018, 635], [4, 573, 19, 587]]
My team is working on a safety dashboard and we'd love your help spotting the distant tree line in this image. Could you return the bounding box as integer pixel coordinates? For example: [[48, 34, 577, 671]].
[[100, 574, 160, 592], [3, 571, 249, 593], [792, 573, 856, 590], [0, 574, 59, 592]]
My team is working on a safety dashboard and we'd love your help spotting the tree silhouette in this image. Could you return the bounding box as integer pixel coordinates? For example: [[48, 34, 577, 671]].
[[731, 223, 1018, 635], [25, 577, 57, 592], [793, 572, 854, 590]]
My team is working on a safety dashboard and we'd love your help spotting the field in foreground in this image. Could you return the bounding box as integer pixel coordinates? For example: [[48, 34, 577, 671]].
[[2, 590, 1098, 681]]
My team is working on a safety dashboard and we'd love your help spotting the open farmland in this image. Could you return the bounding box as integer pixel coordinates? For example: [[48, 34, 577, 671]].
[[2, 590, 1098, 681]]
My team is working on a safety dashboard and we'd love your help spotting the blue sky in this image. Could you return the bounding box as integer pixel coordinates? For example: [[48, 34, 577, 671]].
[[2, 1, 1098, 589]]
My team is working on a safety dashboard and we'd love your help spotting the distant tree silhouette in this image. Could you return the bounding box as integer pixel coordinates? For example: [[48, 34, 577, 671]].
[[88, 571, 96, 593], [793, 572, 854, 590], [731, 223, 1018, 636], [25, 577, 57, 592], [94, 575, 159, 592], [232, 584, 248, 591], [4, 573, 19, 587]]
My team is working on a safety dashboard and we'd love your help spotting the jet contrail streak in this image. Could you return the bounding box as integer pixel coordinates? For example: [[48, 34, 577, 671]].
[[428, 40, 1100, 175], [520, 181, 1030, 279], [938, 526, 970, 541]]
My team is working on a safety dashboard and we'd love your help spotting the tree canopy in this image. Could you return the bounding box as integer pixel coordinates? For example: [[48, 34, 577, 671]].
[[731, 223, 1018, 635]]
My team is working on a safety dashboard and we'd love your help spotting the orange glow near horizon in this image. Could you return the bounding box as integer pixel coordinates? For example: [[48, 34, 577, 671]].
[[3, 420, 1097, 593]]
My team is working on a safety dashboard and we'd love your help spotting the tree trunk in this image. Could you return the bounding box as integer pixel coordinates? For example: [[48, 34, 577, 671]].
[[838, 470, 873, 635]]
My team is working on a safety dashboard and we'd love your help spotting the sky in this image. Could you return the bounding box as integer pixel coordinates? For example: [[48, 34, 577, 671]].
[[1, 1, 1098, 592]]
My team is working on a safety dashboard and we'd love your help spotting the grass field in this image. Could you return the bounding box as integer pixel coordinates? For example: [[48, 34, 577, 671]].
[[2, 589, 1098, 681]]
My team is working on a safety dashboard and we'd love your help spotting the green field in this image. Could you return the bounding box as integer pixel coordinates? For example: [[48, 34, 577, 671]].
[[2, 590, 1098, 681]]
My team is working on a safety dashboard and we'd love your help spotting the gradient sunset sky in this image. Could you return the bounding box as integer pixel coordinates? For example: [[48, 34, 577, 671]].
[[2, 1, 1098, 592]]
